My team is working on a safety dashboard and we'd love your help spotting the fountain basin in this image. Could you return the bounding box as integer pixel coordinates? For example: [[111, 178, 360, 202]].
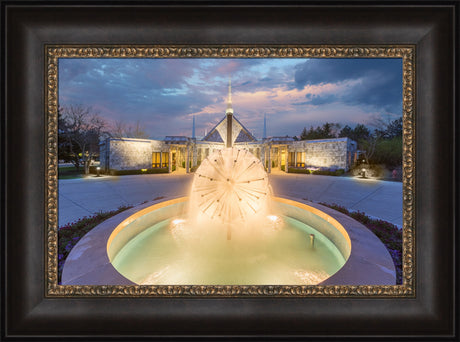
[[62, 196, 396, 286], [108, 197, 350, 285]]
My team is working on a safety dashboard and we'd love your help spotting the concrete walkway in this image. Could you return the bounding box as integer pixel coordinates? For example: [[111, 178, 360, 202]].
[[269, 170, 403, 227], [58, 171, 403, 227]]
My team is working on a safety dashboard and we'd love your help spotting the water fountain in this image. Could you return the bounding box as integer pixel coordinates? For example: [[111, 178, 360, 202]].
[[189, 147, 270, 240], [62, 146, 396, 286], [104, 99, 352, 285], [61, 80, 396, 286], [105, 145, 349, 285]]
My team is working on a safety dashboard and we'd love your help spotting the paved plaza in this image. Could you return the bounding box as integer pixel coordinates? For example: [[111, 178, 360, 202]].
[[58, 170, 403, 227]]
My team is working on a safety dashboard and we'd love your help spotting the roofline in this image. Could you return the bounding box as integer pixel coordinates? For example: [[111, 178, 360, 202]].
[[233, 116, 257, 141], [202, 113, 258, 142], [202, 116, 226, 141], [106, 137, 157, 143], [295, 137, 352, 143]]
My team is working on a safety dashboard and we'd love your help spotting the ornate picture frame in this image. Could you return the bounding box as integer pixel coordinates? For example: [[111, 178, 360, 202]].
[[3, 2, 456, 339], [47, 45, 415, 297]]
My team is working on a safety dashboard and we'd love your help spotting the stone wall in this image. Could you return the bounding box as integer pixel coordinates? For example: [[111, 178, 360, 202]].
[[100, 137, 356, 172], [290, 138, 357, 171], [99, 140, 108, 171], [107, 138, 166, 171]]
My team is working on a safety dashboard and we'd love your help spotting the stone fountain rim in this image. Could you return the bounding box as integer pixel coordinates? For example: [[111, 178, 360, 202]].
[[61, 195, 396, 286]]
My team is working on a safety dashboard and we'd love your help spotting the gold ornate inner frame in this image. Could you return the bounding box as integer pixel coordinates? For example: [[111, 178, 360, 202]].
[[46, 45, 415, 297]]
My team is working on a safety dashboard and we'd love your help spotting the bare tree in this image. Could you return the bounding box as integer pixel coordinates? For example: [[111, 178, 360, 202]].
[[59, 105, 109, 174], [329, 122, 342, 138], [363, 113, 403, 164], [112, 120, 127, 138], [360, 134, 379, 161], [127, 120, 149, 139], [367, 113, 402, 137], [112, 119, 149, 139]]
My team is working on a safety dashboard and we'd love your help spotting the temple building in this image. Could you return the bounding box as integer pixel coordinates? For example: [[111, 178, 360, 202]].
[[99, 80, 358, 174]]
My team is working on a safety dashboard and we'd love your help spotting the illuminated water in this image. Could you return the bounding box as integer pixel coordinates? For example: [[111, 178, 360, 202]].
[[110, 148, 347, 285], [112, 216, 346, 285]]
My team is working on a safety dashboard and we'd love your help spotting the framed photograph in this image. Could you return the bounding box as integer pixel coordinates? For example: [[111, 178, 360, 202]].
[[3, 1, 456, 340], [53, 49, 411, 291]]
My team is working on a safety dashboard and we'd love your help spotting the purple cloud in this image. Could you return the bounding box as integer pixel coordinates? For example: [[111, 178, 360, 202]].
[[59, 58, 403, 139]]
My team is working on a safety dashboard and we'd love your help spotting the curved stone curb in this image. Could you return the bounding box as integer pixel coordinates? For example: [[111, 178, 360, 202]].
[[62, 196, 395, 286]]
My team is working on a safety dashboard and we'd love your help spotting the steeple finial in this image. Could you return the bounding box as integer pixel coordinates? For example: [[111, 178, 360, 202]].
[[192, 115, 196, 139], [226, 76, 233, 115], [263, 114, 267, 139]]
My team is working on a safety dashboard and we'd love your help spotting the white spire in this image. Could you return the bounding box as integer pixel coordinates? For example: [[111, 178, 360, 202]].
[[226, 76, 233, 115], [263, 114, 267, 139], [192, 115, 196, 139]]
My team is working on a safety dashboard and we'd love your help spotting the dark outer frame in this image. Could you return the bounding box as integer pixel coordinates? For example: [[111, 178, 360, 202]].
[[2, 1, 457, 340]]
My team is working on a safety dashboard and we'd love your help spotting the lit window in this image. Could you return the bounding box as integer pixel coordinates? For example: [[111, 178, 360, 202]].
[[152, 152, 161, 168]]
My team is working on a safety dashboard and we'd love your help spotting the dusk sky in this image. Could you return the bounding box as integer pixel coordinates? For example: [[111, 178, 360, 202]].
[[59, 58, 403, 140]]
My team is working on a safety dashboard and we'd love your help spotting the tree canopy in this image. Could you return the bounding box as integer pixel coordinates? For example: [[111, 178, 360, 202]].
[[59, 105, 109, 174], [338, 124, 370, 142], [298, 116, 403, 167], [299, 122, 341, 140]]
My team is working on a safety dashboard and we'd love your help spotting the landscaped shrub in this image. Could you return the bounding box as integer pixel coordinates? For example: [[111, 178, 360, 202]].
[[58, 205, 133, 283], [88, 165, 99, 174], [311, 169, 345, 176], [287, 168, 311, 174], [335, 169, 345, 176], [109, 168, 169, 175], [58, 166, 83, 179], [319, 202, 402, 284], [285, 168, 344, 176], [350, 163, 384, 178], [280, 165, 285, 171]]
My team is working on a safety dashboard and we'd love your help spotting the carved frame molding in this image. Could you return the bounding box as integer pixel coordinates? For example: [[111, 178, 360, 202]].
[[46, 45, 415, 297]]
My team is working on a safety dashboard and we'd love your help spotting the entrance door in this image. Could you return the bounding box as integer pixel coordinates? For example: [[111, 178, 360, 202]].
[[281, 149, 286, 168]]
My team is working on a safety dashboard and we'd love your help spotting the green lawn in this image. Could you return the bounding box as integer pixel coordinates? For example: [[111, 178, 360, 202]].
[[58, 166, 84, 179]]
